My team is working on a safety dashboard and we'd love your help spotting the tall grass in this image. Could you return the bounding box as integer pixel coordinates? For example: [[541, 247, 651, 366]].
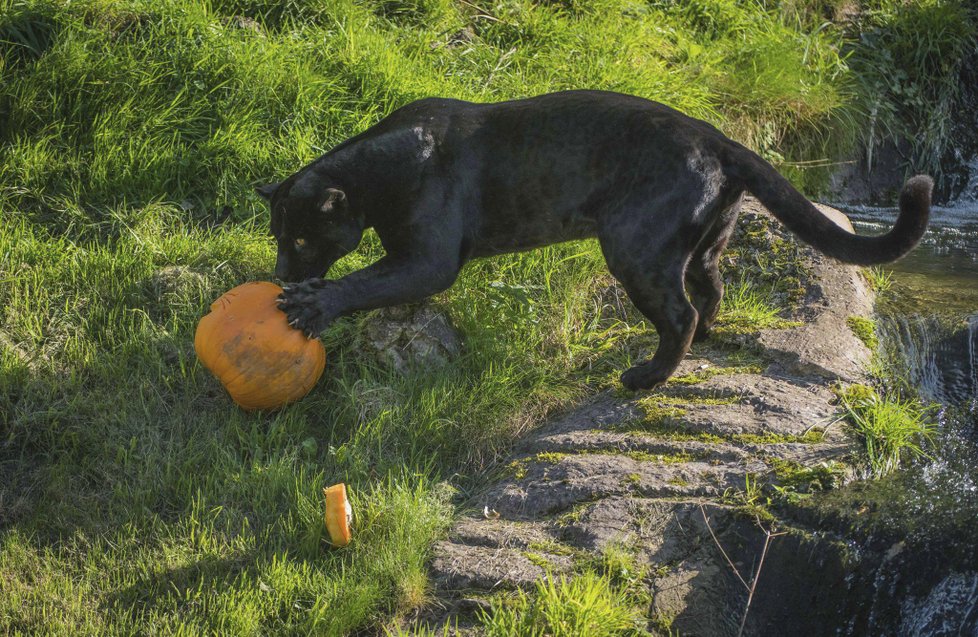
[[479, 572, 646, 636], [845, 0, 977, 180], [0, 0, 971, 633]]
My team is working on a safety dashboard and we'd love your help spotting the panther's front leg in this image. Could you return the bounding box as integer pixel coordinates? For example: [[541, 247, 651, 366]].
[[278, 255, 461, 337]]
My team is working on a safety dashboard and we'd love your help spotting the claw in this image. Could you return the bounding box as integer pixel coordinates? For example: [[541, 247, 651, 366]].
[[289, 319, 299, 328]]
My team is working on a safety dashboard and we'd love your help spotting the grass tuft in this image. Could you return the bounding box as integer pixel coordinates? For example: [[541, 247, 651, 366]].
[[479, 571, 646, 637], [865, 267, 893, 295], [837, 384, 936, 478], [715, 280, 803, 334]]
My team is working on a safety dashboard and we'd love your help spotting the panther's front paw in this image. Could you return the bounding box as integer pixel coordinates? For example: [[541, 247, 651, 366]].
[[620, 363, 668, 392], [277, 279, 342, 337]]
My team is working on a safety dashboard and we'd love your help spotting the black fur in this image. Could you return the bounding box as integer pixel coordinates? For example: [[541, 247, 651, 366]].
[[259, 90, 931, 390]]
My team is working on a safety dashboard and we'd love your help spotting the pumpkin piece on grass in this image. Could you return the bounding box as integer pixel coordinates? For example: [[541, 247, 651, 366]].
[[194, 281, 326, 411], [324, 483, 353, 547]]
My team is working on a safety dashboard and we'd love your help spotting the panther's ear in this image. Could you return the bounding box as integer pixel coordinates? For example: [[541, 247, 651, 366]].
[[256, 182, 280, 201], [319, 188, 347, 213]]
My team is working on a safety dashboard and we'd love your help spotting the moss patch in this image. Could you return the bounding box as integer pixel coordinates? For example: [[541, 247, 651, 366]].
[[534, 452, 569, 465], [732, 429, 825, 445], [522, 552, 555, 570], [669, 363, 765, 385], [527, 540, 579, 558], [506, 459, 529, 480], [721, 213, 813, 314], [847, 315, 878, 350], [622, 450, 699, 464], [769, 458, 845, 493]]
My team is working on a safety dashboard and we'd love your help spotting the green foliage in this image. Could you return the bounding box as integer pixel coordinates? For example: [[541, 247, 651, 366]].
[[847, 315, 879, 350], [845, 0, 977, 178], [837, 384, 936, 478], [722, 472, 776, 522], [1, 478, 453, 634], [866, 267, 893, 295], [479, 571, 647, 637], [716, 280, 804, 334], [720, 213, 811, 314]]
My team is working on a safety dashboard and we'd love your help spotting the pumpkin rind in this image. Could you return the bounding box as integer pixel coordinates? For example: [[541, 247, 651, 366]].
[[323, 483, 352, 547], [194, 281, 326, 410]]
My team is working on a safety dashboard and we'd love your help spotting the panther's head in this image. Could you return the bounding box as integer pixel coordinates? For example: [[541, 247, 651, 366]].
[[257, 174, 365, 283]]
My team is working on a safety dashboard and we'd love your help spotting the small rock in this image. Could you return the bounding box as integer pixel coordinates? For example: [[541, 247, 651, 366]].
[[223, 15, 264, 34], [364, 304, 462, 374]]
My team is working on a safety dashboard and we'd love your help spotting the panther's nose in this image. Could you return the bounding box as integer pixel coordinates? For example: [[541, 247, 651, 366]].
[[274, 262, 292, 282]]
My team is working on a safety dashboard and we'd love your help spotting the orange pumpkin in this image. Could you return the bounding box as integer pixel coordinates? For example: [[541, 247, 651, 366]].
[[194, 281, 326, 411], [323, 483, 352, 547]]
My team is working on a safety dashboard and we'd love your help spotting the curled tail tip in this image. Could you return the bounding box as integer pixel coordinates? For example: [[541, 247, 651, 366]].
[[902, 174, 934, 207]]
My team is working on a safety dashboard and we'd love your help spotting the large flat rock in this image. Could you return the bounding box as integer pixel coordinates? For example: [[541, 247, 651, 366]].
[[423, 200, 875, 634]]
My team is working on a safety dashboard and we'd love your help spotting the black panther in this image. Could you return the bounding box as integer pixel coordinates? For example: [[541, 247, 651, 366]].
[[258, 90, 931, 390]]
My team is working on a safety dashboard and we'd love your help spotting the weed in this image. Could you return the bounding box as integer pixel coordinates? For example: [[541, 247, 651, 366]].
[[722, 473, 775, 522], [769, 458, 845, 493], [837, 385, 936, 478], [522, 552, 555, 570], [527, 540, 578, 557], [556, 503, 593, 527], [866, 267, 893, 295]]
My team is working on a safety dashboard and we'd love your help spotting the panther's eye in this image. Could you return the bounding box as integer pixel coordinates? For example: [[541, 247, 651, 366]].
[[293, 238, 307, 250]]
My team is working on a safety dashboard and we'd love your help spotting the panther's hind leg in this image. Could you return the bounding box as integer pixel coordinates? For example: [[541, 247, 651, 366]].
[[600, 230, 698, 391], [686, 201, 740, 342]]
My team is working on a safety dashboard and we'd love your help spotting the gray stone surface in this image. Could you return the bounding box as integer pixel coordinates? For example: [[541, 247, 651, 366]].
[[423, 199, 876, 634], [364, 303, 463, 373]]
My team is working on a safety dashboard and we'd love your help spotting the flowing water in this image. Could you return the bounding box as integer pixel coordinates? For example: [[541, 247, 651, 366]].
[[836, 188, 978, 634]]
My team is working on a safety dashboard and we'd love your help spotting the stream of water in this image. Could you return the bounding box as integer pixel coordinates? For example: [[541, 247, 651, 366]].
[[839, 190, 978, 633]]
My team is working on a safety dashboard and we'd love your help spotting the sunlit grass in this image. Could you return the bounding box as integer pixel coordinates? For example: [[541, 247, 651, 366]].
[[837, 384, 936, 478], [866, 266, 893, 295], [479, 571, 647, 637], [716, 279, 802, 333], [1, 0, 972, 633]]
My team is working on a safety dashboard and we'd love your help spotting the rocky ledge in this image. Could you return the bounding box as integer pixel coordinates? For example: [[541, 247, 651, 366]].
[[423, 198, 886, 635]]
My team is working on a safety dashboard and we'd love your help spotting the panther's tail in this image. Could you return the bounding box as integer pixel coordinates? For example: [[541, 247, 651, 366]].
[[728, 146, 931, 266]]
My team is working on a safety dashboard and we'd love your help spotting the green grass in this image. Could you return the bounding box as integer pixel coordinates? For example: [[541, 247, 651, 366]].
[[844, 0, 977, 179], [0, 0, 972, 633], [479, 571, 647, 636], [837, 384, 936, 478], [715, 279, 804, 334], [866, 267, 893, 295]]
